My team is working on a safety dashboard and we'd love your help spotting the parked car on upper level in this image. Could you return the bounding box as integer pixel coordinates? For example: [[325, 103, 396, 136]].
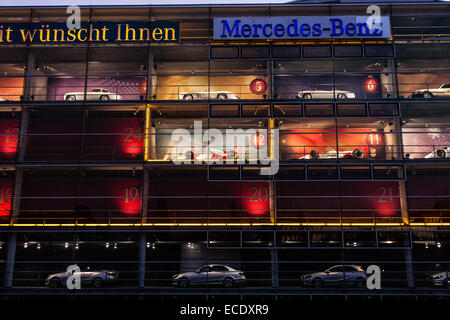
[[301, 265, 368, 288], [298, 89, 356, 100], [172, 264, 246, 288], [410, 84, 450, 98], [427, 271, 449, 288], [179, 91, 240, 100], [64, 88, 122, 101], [424, 147, 450, 159], [45, 267, 118, 288], [300, 149, 364, 160]]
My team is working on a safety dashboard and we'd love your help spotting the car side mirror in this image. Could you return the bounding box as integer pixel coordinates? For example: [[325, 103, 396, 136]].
[[325, 271, 330, 274], [195, 270, 200, 273]]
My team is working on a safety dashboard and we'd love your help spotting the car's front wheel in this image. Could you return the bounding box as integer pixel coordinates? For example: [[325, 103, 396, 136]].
[[92, 277, 103, 288], [217, 94, 227, 100], [183, 94, 194, 100], [337, 93, 347, 99], [303, 93, 312, 99], [312, 279, 322, 288], [423, 91, 433, 98], [223, 277, 234, 288], [49, 278, 61, 288], [178, 277, 190, 288], [99, 95, 110, 101], [354, 278, 365, 288], [65, 95, 76, 101]]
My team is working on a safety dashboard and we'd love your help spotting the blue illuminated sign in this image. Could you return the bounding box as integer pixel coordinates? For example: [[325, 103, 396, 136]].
[[213, 16, 391, 40]]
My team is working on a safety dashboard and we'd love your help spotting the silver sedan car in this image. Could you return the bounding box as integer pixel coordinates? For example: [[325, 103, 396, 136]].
[[428, 271, 449, 288], [172, 264, 246, 288], [301, 265, 368, 288], [45, 268, 118, 288]]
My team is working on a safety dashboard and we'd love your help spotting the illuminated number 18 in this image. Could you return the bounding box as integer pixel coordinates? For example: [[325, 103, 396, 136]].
[[0, 187, 12, 204]]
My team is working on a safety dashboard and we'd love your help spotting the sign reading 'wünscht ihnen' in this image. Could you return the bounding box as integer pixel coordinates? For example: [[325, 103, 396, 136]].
[[213, 16, 391, 40], [0, 21, 179, 44]]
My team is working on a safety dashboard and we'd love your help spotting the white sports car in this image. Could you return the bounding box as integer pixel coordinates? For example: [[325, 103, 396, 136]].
[[298, 90, 356, 99], [64, 88, 122, 101], [179, 91, 240, 100], [424, 147, 450, 159], [173, 148, 236, 162], [411, 84, 450, 98], [301, 149, 364, 160]]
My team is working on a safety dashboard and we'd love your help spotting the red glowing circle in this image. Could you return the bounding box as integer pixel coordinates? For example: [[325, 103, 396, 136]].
[[366, 133, 384, 146], [250, 134, 266, 148], [365, 78, 377, 92], [249, 79, 267, 95]]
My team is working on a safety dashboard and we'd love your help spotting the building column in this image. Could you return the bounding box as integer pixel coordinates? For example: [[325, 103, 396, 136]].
[[3, 232, 17, 288], [138, 232, 147, 288], [405, 247, 415, 288], [271, 247, 278, 288]]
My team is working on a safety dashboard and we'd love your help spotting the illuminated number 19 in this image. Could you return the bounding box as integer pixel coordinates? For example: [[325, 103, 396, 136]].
[[249, 185, 269, 202], [124, 186, 139, 203], [0, 187, 12, 204]]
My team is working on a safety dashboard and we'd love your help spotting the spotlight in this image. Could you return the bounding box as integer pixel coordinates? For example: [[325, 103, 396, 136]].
[[106, 242, 110, 248], [146, 242, 150, 248], [437, 242, 442, 248], [64, 242, 69, 248], [187, 242, 194, 249], [75, 243, 79, 250], [113, 242, 118, 250], [24, 242, 28, 248], [37, 243, 41, 250]]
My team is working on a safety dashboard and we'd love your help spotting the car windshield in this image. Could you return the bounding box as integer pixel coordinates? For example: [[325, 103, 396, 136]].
[[92, 89, 101, 92], [197, 266, 211, 273], [325, 266, 342, 273]]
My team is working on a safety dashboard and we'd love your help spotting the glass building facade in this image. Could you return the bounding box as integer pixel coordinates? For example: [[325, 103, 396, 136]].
[[0, 1, 449, 298]]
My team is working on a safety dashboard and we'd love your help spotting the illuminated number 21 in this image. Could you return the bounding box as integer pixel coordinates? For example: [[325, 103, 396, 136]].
[[377, 186, 393, 203], [124, 186, 139, 203], [0, 187, 12, 204], [249, 185, 269, 202]]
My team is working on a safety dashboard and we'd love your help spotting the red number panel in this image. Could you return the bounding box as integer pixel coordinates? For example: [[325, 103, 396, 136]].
[[84, 118, 144, 161], [0, 177, 13, 218], [0, 119, 20, 160]]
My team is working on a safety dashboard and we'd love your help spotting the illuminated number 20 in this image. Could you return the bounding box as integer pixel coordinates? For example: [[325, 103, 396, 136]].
[[249, 185, 269, 202], [377, 186, 393, 203], [124, 186, 139, 203], [0, 187, 12, 204]]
